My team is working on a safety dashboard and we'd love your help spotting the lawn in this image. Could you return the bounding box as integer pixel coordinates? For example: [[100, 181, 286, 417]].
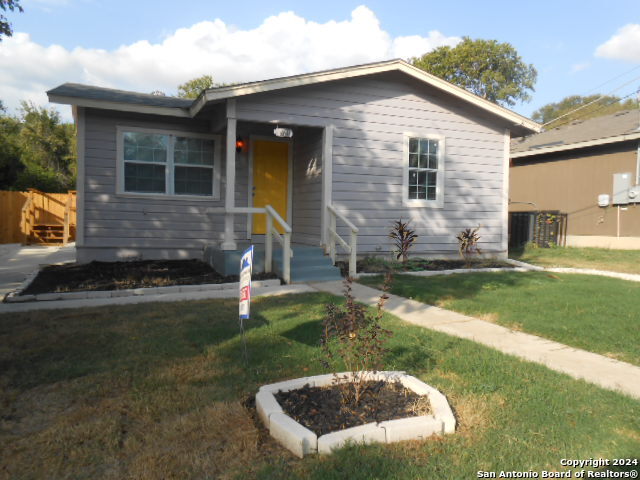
[[510, 245, 640, 274], [0, 293, 638, 479], [360, 271, 640, 366]]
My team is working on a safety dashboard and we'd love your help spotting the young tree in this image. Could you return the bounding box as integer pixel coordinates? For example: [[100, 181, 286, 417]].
[[532, 94, 637, 128], [411, 37, 537, 107], [177, 74, 216, 99], [0, 0, 23, 40]]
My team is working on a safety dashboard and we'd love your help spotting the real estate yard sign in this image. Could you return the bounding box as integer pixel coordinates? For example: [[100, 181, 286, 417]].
[[239, 245, 253, 319], [238, 245, 253, 365]]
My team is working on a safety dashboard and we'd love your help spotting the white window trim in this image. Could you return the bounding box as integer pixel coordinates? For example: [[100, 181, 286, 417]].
[[116, 125, 221, 201], [402, 132, 445, 208]]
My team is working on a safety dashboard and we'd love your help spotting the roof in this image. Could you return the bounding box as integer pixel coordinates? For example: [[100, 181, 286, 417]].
[[48, 59, 541, 135], [47, 83, 192, 117], [511, 109, 640, 158]]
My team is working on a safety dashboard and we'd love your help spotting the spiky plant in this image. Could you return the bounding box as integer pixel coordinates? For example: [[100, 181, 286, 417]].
[[389, 219, 418, 264], [456, 226, 482, 264]]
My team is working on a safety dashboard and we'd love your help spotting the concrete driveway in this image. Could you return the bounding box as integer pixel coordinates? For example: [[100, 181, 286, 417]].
[[0, 243, 76, 297]]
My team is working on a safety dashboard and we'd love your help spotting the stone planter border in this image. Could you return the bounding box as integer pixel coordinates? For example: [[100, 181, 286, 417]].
[[256, 371, 456, 458]]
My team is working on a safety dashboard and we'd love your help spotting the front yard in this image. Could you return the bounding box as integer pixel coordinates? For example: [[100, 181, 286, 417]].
[[360, 271, 640, 366], [510, 245, 640, 274], [1, 293, 638, 479]]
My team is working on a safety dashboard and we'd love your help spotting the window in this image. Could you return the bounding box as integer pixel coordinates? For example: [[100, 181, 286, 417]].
[[403, 133, 445, 207], [118, 127, 220, 199]]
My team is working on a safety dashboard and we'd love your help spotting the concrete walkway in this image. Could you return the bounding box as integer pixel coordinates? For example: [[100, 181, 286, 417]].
[[0, 243, 76, 297], [311, 280, 640, 401]]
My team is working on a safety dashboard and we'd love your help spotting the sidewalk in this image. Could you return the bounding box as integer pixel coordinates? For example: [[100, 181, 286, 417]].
[[0, 243, 76, 297], [311, 280, 640, 401]]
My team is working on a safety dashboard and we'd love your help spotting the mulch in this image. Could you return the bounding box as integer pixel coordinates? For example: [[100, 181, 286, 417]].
[[337, 258, 515, 276], [21, 259, 279, 295], [274, 380, 429, 436]]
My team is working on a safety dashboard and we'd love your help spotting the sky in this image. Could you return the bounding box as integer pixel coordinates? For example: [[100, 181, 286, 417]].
[[1, 0, 639, 122]]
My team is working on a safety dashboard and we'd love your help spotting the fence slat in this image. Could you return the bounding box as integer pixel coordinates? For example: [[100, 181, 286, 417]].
[[0, 190, 76, 244]]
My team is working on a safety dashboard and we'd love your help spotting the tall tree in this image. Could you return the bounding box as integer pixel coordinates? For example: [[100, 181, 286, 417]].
[[411, 37, 537, 107], [14, 102, 76, 192], [0, 106, 22, 189], [177, 75, 216, 99], [0, 0, 23, 40], [532, 94, 637, 128]]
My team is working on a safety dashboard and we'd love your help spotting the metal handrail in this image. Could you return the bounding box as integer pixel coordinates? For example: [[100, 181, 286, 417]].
[[326, 205, 358, 278]]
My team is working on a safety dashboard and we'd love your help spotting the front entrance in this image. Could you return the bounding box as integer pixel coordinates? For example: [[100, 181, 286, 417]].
[[251, 139, 290, 234]]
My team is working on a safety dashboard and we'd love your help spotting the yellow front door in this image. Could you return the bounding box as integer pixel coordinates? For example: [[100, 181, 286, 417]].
[[252, 140, 289, 234]]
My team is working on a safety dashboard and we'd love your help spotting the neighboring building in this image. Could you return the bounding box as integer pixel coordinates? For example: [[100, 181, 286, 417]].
[[48, 59, 539, 281], [510, 109, 640, 249]]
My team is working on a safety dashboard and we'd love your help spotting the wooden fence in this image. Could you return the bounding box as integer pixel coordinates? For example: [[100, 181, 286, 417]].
[[0, 190, 77, 244]]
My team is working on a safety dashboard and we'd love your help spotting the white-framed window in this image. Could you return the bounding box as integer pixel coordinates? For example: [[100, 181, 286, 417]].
[[402, 133, 445, 208], [116, 126, 221, 199]]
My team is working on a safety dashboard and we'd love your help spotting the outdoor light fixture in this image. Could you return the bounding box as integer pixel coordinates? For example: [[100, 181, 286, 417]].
[[274, 126, 293, 138], [236, 137, 246, 153]]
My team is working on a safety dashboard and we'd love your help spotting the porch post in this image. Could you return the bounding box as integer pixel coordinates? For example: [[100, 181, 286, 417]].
[[221, 99, 237, 250]]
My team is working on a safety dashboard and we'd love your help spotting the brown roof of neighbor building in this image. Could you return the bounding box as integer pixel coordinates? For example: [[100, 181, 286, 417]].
[[511, 109, 640, 156]]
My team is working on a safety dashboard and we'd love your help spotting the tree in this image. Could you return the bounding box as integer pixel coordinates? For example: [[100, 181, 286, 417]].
[[0, 0, 23, 40], [411, 37, 537, 107], [177, 74, 216, 99], [0, 107, 22, 189], [14, 102, 76, 192], [531, 94, 637, 129]]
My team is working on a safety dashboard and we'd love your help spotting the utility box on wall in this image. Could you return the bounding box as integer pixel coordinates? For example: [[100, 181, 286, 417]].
[[613, 172, 633, 205]]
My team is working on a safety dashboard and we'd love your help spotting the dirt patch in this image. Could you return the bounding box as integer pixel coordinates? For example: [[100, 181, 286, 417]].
[[337, 258, 515, 276], [21, 259, 279, 295], [274, 380, 430, 436]]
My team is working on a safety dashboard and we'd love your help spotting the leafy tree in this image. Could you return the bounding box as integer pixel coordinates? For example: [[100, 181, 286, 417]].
[[531, 94, 637, 128], [411, 37, 537, 107], [0, 0, 23, 40], [0, 109, 22, 189], [177, 74, 216, 99], [15, 102, 76, 192]]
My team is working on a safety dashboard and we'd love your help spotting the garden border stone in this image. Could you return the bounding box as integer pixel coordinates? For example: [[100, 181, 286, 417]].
[[256, 371, 456, 457], [4, 278, 281, 303]]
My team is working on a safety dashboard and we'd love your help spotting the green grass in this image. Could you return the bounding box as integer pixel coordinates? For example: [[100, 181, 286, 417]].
[[0, 293, 638, 479], [360, 271, 640, 366], [510, 245, 640, 274]]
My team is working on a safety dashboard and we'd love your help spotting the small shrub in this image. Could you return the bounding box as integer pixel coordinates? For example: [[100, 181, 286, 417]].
[[320, 274, 393, 406], [456, 226, 482, 263], [389, 219, 418, 263]]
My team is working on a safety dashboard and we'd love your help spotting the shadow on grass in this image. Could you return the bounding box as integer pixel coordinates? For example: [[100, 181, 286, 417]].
[[0, 299, 269, 390], [364, 270, 557, 306], [281, 320, 323, 347]]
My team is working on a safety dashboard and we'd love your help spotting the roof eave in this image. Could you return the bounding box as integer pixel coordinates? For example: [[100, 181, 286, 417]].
[[48, 94, 191, 118], [190, 60, 541, 134]]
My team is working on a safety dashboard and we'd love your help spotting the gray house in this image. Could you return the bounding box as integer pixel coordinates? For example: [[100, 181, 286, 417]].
[[48, 59, 540, 282]]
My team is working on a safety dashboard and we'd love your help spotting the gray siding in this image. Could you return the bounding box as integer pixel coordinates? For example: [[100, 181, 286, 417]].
[[236, 71, 507, 257], [292, 127, 323, 245], [80, 108, 233, 261]]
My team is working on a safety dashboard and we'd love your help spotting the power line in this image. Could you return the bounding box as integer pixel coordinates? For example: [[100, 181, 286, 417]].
[[582, 64, 640, 96], [542, 74, 640, 127], [546, 90, 638, 129]]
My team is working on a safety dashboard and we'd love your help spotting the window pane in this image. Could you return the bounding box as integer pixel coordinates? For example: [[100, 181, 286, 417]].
[[124, 162, 165, 193], [416, 171, 426, 187], [123, 132, 167, 163], [417, 187, 427, 199], [409, 170, 418, 185], [427, 171, 437, 186], [409, 153, 419, 168], [408, 185, 417, 199], [409, 138, 419, 153], [427, 186, 436, 200], [428, 153, 438, 170], [174, 166, 213, 196], [429, 140, 438, 155], [419, 153, 429, 169], [419, 138, 431, 154], [175, 137, 215, 166]]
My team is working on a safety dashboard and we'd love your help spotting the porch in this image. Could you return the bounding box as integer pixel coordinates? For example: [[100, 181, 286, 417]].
[[207, 105, 358, 283]]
